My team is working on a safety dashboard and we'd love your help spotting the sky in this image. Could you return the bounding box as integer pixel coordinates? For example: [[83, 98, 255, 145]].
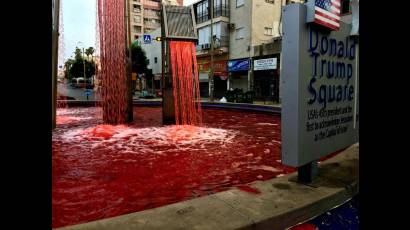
[[62, 0, 96, 61], [62, 0, 196, 61]]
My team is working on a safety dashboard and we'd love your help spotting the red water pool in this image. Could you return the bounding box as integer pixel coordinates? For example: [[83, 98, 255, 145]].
[[52, 107, 306, 228]]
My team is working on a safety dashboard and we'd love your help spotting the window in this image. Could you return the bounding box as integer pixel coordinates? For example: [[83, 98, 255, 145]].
[[198, 26, 210, 45], [341, 0, 351, 14], [236, 0, 244, 7], [133, 25, 142, 33], [264, 27, 273, 36], [196, 1, 209, 23], [133, 4, 141, 13], [213, 0, 229, 17], [154, 57, 158, 63], [265, 0, 275, 4], [134, 15, 141, 23], [235, 27, 244, 40]]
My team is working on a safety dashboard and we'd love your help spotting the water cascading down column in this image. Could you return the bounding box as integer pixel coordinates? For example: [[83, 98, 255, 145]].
[[97, 0, 131, 124], [161, 5, 202, 126]]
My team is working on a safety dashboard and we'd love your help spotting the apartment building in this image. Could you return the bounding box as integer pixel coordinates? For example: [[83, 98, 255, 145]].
[[129, 0, 183, 42], [193, 0, 230, 98]]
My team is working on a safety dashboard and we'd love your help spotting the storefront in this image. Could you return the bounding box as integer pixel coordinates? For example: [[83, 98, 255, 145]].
[[228, 58, 250, 92], [252, 55, 280, 103], [197, 56, 228, 99]]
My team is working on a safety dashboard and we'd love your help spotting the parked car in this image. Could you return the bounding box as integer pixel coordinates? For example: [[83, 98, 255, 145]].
[[70, 78, 94, 89]]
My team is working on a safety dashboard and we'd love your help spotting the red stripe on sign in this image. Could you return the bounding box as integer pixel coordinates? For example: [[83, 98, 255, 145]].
[[315, 19, 339, 30], [315, 10, 340, 23]]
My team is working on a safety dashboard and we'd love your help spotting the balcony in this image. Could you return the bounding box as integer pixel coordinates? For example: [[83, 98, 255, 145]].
[[196, 36, 229, 56], [144, 0, 161, 10], [144, 21, 161, 28], [144, 10, 161, 18]]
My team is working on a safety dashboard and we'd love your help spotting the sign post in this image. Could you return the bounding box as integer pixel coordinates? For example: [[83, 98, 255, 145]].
[[281, 3, 359, 183], [85, 89, 92, 101]]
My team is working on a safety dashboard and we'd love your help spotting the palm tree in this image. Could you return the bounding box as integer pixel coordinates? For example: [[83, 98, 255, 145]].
[[85, 47, 95, 60]]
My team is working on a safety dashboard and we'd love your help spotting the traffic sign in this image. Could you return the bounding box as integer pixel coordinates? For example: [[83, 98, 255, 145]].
[[85, 89, 92, 96], [143, 34, 151, 44]]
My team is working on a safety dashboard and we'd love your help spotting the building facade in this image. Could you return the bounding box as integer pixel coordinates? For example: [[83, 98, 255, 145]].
[[139, 0, 355, 102], [228, 0, 305, 103], [140, 28, 162, 93], [129, 0, 183, 43], [193, 0, 230, 99]]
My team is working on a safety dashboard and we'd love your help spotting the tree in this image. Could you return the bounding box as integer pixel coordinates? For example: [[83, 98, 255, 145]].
[[74, 47, 83, 60], [64, 52, 96, 80], [85, 47, 95, 59], [131, 43, 149, 74], [64, 58, 74, 79]]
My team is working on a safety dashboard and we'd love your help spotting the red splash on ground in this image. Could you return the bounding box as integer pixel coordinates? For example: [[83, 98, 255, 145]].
[[289, 223, 319, 230], [82, 124, 126, 139], [236, 185, 261, 194]]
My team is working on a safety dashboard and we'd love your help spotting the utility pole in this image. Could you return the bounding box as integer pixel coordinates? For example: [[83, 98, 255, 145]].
[[82, 47, 86, 80], [208, 0, 214, 102], [52, 0, 60, 129]]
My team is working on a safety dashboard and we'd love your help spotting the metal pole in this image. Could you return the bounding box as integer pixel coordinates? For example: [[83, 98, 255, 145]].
[[209, 0, 214, 102], [298, 161, 318, 183], [83, 47, 86, 79], [125, 0, 133, 122], [52, 0, 60, 129]]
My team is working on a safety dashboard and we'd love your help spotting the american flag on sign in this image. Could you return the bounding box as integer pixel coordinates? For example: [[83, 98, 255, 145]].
[[314, 0, 341, 30]]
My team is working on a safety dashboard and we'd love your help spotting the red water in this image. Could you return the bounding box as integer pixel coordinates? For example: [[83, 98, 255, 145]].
[[52, 107, 343, 228], [52, 107, 292, 228], [169, 41, 202, 125], [97, 0, 127, 124]]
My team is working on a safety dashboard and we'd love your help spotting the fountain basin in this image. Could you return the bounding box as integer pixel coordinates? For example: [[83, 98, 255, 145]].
[[53, 102, 352, 229]]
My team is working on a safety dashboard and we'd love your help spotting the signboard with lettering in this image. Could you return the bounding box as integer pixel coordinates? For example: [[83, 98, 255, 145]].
[[281, 4, 359, 167], [228, 58, 250, 72], [254, 58, 277, 71], [198, 60, 228, 76]]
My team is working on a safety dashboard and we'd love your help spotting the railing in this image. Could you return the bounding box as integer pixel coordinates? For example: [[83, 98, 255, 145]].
[[144, 0, 161, 10], [144, 21, 160, 28], [196, 36, 229, 52], [214, 35, 229, 48], [144, 10, 161, 18]]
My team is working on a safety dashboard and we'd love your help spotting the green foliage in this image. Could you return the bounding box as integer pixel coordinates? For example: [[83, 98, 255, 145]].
[[85, 47, 95, 58], [74, 47, 83, 60], [131, 43, 149, 74], [64, 46, 96, 79]]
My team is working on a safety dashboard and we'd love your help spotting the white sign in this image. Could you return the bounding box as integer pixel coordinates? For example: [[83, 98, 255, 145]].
[[253, 58, 277, 71]]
